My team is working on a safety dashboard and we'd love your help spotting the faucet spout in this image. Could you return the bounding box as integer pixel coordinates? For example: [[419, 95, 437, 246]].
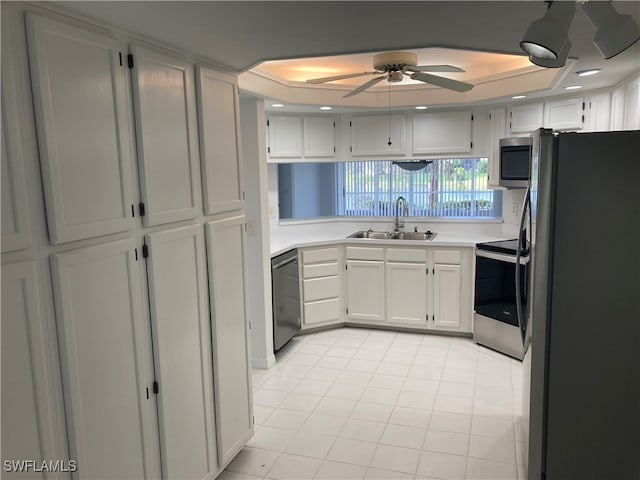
[[394, 196, 409, 231]]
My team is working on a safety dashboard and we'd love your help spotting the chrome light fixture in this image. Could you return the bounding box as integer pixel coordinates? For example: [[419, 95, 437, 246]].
[[582, 1, 640, 59], [520, 1, 576, 60]]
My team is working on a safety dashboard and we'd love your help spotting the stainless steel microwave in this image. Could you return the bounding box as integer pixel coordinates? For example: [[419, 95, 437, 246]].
[[499, 137, 531, 188]]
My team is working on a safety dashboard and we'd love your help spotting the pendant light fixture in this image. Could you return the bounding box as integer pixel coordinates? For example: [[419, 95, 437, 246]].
[[520, 1, 576, 60], [520, 1, 640, 67], [582, 0, 640, 59]]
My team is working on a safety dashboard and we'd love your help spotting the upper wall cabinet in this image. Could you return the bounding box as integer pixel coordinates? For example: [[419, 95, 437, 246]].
[[508, 103, 543, 134], [26, 14, 135, 244], [487, 108, 506, 189], [412, 111, 472, 154], [196, 66, 243, 215], [544, 97, 584, 131], [303, 117, 336, 157], [1, 35, 31, 252], [268, 116, 303, 158], [351, 114, 405, 156], [130, 44, 200, 226], [583, 93, 611, 132], [267, 115, 335, 160]]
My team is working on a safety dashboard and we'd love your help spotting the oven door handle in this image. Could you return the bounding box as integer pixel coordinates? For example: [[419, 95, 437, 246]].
[[475, 249, 529, 264], [515, 187, 530, 345]]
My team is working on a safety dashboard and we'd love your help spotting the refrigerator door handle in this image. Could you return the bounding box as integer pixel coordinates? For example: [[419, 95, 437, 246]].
[[515, 186, 530, 345]]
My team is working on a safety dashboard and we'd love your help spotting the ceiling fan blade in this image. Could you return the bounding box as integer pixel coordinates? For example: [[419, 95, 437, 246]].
[[343, 75, 387, 98], [410, 72, 473, 92], [306, 71, 379, 84], [409, 64, 465, 73]]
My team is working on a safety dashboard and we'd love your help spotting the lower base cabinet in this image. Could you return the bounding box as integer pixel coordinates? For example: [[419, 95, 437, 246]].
[[432, 263, 463, 330], [346, 259, 386, 323], [386, 261, 428, 327], [300, 246, 343, 329]]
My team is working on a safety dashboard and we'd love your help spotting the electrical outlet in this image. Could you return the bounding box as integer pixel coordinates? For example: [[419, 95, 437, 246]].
[[511, 201, 519, 216], [268, 206, 276, 219]]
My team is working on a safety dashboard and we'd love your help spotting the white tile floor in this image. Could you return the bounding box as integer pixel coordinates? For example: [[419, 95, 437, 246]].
[[223, 327, 525, 480]]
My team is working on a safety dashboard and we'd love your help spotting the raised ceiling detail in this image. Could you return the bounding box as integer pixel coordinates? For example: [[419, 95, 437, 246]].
[[242, 47, 564, 108]]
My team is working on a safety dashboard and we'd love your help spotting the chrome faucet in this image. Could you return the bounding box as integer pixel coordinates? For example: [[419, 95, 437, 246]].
[[394, 196, 409, 231]]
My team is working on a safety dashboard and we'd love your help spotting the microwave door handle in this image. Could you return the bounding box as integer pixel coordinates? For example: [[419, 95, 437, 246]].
[[515, 187, 530, 345]]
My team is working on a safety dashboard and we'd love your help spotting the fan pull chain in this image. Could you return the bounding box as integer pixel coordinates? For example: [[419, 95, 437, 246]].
[[387, 81, 392, 146]]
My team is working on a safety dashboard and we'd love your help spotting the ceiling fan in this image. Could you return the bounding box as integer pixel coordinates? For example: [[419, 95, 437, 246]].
[[306, 51, 473, 97]]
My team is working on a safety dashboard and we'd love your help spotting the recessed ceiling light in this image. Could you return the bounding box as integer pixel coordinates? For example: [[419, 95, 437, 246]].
[[320, 106, 332, 110], [271, 103, 284, 108], [415, 106, 428, 110], [565, 85, 583, 90], [577, 69, 602, 77], [512, 95, 527, 99]]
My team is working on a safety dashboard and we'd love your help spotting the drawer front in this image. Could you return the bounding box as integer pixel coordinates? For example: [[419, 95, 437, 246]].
[[434, 249, 461, 264], [386, 248, 427, 263], [304, 298, 341, 326], [302, 247, 339, 264], [303, 262, 340, 279], [304, 276, 340, 302], [346, 246, 385, 261]]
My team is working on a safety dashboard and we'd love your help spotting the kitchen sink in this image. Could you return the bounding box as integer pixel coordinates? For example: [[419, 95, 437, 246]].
[[347, 230, 437, 241]]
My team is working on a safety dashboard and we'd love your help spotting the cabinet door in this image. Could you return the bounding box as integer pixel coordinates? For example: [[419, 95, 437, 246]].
[[268, 116, 302, 158], [1, 65, 31, 251], [346, 260, 385, 322], [624, 76, 640, 130], [205, 216, 253, 467], [351, 114, 405, 156], [131, 45, 200, 226], [610, 85, 626, 130], [196, 66, 243, 215], [488, 108, 506, 189], [26, 14, 134, 244], [304, 116, 335, 157], [146, 225, 217, 478], [2, 262, 62, 476], [51, 240, 160, 479], [584, 93, 611, 132], [432, 263, 462, 331], [544, 97, 584, 130], [386, 262, 427, 327], [508, 103, 543, 134], [412, 111, 472, 154]]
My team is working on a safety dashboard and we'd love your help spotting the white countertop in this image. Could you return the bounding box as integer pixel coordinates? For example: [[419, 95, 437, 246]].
[[270, 224, 513, 257]]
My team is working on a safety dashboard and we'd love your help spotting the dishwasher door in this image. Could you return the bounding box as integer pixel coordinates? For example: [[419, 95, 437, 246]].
[[271, 249, 301, 352]]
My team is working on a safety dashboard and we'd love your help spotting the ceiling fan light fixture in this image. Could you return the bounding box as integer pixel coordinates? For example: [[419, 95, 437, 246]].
[[582, 1, 640, 59], [529, 38, 571, 68], [520, 1, 576, 59]]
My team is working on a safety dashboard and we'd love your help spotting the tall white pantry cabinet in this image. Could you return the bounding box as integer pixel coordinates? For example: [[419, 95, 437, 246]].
[[1, 5, 253, 480]]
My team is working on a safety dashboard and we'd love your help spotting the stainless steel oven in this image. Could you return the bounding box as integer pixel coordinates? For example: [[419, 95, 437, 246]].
[[474, 239, 529, 359]]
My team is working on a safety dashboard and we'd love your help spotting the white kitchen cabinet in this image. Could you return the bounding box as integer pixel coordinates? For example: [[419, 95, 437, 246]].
[[432, 263, 463, 330], [610, 85, 626, 130], [145, 225, 217, 479], [386, 262, 428, 327], [268, 115, 303, 158], [2, 261, 65, 475], [624, 76, 640, 130], [51, 239, 161, 479], [205, 216, 254, 467], [350, 114, 406, 156], [487, 108, 506, 189], [304, 116, 336, 157], [1, 54, 31, 252], [508, 103, 543, 134], [544, 97, 584, 131], [583, 93, 611, 132], [196, 66, 244, 215], [26, 14, 135, 244], [130, 44, 200, 226], [301, 246, 342, 328], [346, 246, 386, 322], [427, 249, 473, 333], [412, 111, 472, 154]]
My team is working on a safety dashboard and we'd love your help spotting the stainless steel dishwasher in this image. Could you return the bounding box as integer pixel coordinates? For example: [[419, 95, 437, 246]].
[[271, 249, 301, 352]]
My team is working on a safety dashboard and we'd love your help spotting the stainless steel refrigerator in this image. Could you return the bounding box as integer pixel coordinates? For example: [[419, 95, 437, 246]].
[[520, 129, 640, 479]]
